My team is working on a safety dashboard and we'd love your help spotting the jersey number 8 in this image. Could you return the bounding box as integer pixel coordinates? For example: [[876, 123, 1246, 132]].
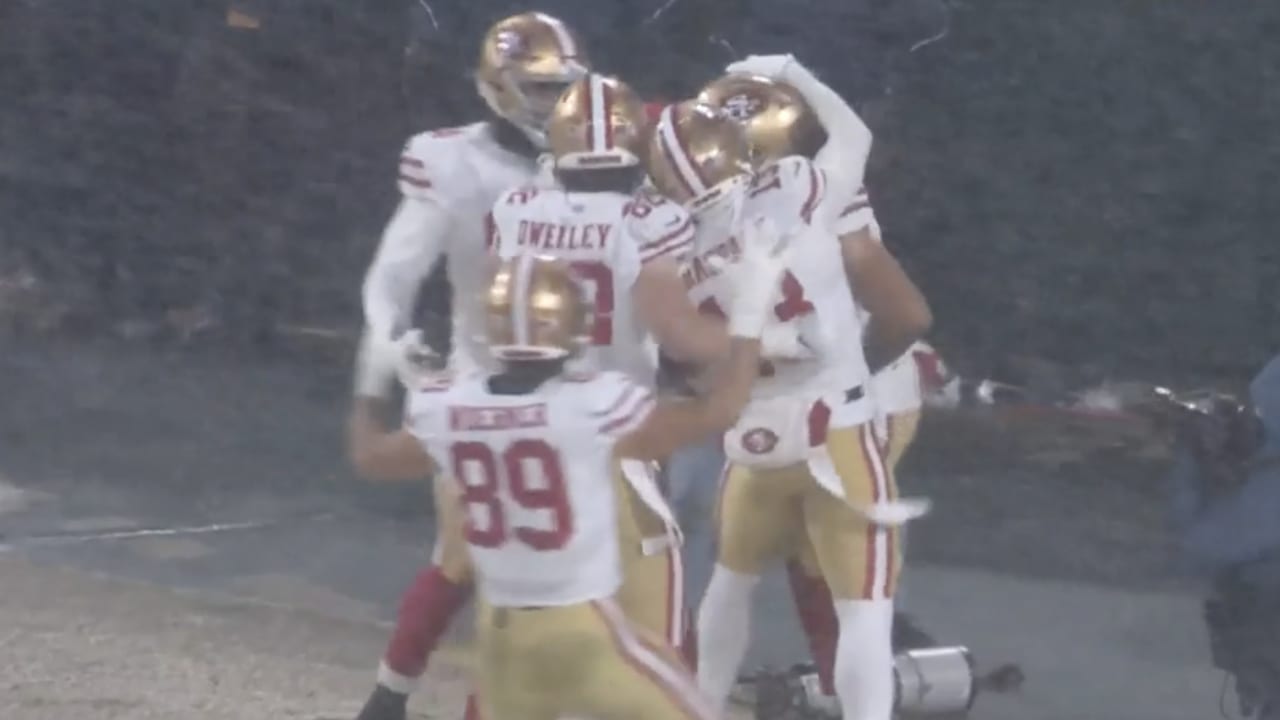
[[450, 439, 572, 551]]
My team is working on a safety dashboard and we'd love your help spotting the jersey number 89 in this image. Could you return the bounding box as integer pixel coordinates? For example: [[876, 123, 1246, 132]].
[[450, 439, 572, 551]]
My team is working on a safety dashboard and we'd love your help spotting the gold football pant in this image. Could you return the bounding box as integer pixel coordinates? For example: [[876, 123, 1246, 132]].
[[790, 410, 919, 580], [474, 598, 712, 720], [718, 422, 901, 600]]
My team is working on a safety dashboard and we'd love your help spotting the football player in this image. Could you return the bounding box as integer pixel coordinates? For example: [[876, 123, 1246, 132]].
[[348, 243, 794, 720], [646, 102, 930, 720], [351, 12, 588, 720], [697, 67, 935, 708], [486, 72, 733, 652]]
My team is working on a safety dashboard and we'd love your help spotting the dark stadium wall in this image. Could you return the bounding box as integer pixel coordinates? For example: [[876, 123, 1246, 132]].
[[1, 0, 1276, 381]]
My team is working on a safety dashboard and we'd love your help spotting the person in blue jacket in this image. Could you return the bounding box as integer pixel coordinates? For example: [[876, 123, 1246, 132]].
[[1169, 353, 1280, 719]]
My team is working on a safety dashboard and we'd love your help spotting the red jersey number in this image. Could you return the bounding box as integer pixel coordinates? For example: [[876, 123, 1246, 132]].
[[450, 439, 573, 551], [568, 260, 614, 346]]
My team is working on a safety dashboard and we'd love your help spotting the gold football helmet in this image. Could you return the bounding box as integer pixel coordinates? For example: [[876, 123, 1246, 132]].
[[486, 254, 590, 361], [547, 73, 648, 170], [646, 100, 753, 211], [697, 74, 826, 167], [476, 12, 589, 148]]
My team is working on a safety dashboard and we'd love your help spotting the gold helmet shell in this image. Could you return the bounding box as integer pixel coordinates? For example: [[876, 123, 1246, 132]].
[[547, 74, 649, 170], [486, 254, 590, 361], [645, 100, 753, 211], [476, 12, 589, 147], [697, 73, 826, 167]]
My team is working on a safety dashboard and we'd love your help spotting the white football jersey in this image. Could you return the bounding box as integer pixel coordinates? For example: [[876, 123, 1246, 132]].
[[395, 123, 556, 373], [488, 186, 695, 386], [406, 370, 655, 607], [682, 156, 872, 422]]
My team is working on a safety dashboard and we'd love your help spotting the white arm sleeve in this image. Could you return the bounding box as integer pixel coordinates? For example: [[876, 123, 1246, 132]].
[[361, 198, 449, 341]]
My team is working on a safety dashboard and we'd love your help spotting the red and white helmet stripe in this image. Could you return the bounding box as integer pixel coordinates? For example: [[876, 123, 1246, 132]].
[[656, 105, 710, 198], [583, 73, 614, 153]]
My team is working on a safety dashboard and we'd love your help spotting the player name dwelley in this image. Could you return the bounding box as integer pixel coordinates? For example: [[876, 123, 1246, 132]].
[[515, 220, 614, 251]]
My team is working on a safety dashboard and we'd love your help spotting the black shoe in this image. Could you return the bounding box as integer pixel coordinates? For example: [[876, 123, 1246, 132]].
[[354, 685, 408, 720]]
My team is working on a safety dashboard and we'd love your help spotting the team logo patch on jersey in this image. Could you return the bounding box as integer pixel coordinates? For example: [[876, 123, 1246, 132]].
[[741, 427, 779, 454], [721, 93, 765, 122]]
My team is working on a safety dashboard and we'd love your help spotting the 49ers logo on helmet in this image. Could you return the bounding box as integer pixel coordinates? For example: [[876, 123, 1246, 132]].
[[721, 93, 765, 122], [741, 427, 779, 454], [495, 30, 525, 59]]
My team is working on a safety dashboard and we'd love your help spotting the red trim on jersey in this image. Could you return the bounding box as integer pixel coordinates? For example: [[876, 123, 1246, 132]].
[[644, 101, 666, 125], [839, 190, 871, 218], [593, 384, 641, 417], [600, 395, 655, 436], [800, 165, 822, 223], [400, 155, 425, 168], [399, 174, 432, 189], [640, 217, 695, 261]]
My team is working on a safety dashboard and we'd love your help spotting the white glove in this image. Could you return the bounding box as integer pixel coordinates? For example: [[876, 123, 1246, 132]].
[[726, 216, 792, 338], [760, 322, 814, 360], [393, 329, 444, 388], [353, 328, 399, 399], [726, 54, 796, 81]]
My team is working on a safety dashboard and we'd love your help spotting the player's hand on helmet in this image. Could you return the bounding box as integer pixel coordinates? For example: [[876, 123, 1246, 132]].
[[726, 216, 792, 338], [353, 327, 400, 399], [726, 54, 797, 81]]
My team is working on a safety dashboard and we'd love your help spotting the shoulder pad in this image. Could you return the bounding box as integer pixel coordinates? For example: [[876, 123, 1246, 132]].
[[397, 124, 485, 202], [746, 155, 827, 229], [624, 191, 696, 264]]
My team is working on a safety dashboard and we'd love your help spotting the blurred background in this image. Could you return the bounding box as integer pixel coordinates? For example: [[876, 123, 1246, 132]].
[[3, 3, 1280, 718], [4, 0, 1277, 382]]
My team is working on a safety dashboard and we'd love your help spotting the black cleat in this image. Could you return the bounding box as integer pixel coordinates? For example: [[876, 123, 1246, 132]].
[[354, 685, 408, 720]]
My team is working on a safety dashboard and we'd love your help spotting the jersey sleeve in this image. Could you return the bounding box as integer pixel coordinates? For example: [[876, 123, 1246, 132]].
[[403, 377, 455, 463], [828, 185, 882, 240], [397, 127, 473, 205], [624, 191, 696, 264], [586, 371, 656, 443], [747, 156, 827, 232]]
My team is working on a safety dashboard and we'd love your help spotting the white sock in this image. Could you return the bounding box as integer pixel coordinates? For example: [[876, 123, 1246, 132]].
[[376, 660, 417, 695], [833, 597, 896, 720], [695, 564, 759, 712]]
